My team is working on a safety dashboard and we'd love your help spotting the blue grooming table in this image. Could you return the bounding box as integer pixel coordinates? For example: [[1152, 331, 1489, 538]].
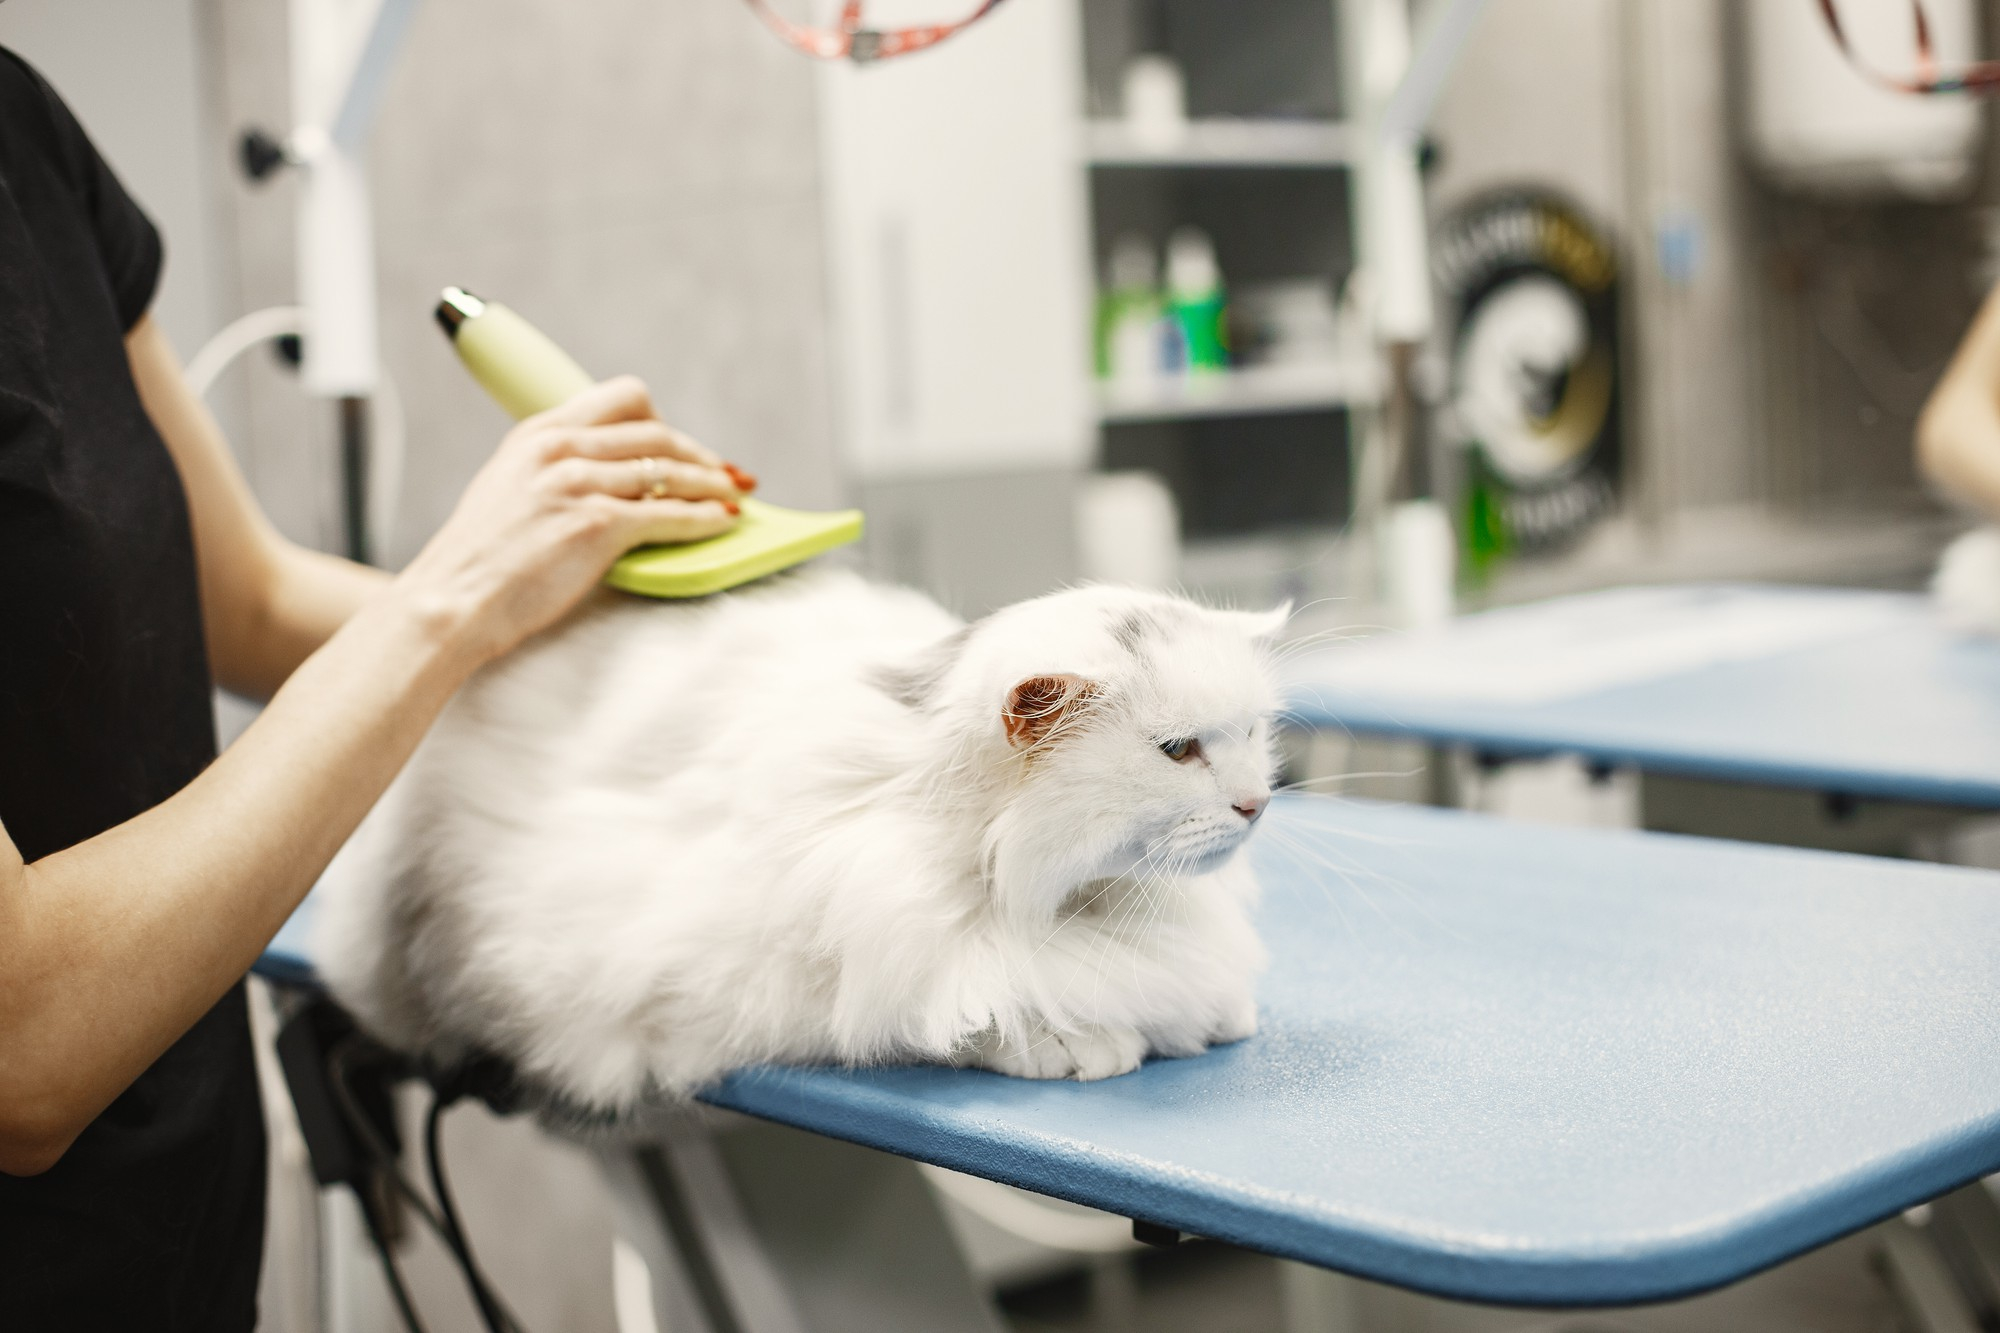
[[260, 796, 2000, 1308], [1281, 585, 2000, 809]]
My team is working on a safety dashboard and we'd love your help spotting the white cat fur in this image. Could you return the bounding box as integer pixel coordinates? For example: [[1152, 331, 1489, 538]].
[[1934, 526, 2000, 636], [316, 570, 1284, 1115]]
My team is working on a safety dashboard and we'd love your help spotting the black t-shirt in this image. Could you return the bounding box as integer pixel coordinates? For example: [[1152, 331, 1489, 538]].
[[0, 50, 265, 1329]]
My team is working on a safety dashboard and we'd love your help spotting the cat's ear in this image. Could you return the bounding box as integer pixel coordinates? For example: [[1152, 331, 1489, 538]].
[[1003, 674, 1100, 749], [1213, 602, 1292, 642]]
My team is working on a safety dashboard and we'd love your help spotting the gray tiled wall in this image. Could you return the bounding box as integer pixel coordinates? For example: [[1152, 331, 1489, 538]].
[[201, 0, 843, 567]]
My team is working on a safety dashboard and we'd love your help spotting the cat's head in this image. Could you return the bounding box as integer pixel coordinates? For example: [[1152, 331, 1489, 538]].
[[899, 585, 1288, 919]]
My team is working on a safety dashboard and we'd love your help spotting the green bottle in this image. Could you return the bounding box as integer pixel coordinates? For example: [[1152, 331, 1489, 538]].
[[1165, 227, 1229, 373], [1096, 232, 1166, 383], [1460, 454, 1512, 587]]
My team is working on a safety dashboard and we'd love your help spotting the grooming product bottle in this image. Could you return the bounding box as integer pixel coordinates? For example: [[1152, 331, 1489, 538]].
[[1121, 53, 1188, 153], [1097, 232, 1169, 386], [1166, 227, 1229, 373]]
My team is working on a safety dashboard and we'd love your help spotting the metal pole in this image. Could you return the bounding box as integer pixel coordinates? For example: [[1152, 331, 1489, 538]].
[[339, 396, 370, 565]]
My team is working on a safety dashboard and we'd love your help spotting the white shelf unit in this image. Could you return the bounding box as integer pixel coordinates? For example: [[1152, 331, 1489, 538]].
[[1085, 117, 1356, 169], [1080, 0, 1362, 573], [1096, 358, 1379, 425], [1084, 117, 1360, 429]]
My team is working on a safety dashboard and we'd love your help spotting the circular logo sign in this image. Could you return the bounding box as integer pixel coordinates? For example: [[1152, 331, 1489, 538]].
[[1434, 190, 1620, 559]]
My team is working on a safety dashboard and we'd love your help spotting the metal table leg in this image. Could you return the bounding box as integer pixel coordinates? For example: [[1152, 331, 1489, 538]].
[[605, 1115, 1006, 1333], [1928, 1179, 2000, 1322], [1875, 1214, 1982, 1333]]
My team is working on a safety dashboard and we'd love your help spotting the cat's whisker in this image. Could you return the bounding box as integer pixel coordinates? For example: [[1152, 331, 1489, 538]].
[[1264, 629, 1383, 664], [1111, 836, 1182, 947], [1269, 696, 1355, 729], [1051, 830, 1182, 1022], [1258, 824, 1369, 936], [1044, 830, 1187, 1028], [1274, 768, 1427, 792], [1276, 835, 1417, 935], [1284, 813, 1425, 850], [1126, 850, 1187, 1006], [1264, 625, 1394, 664], [1257, 821, 1459, 945], [1274, 595, 1352, 621]]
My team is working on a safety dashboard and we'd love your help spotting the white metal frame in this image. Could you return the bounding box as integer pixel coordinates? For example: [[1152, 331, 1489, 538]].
[[282, 0, 422, 399]]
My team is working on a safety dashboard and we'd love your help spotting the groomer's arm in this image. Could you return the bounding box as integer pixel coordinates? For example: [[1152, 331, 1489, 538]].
[[126, 314, 390, 694], [1919, 281, 2000, 516], [0, 338, 741, 1176]]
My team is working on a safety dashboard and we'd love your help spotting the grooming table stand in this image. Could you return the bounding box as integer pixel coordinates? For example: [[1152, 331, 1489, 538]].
[[261, 797, 2000, 1332]]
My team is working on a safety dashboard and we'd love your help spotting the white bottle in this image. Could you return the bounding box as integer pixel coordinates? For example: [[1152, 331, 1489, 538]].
[[1122, 54, 1188, 152], [1103, 232, 1168, 387]]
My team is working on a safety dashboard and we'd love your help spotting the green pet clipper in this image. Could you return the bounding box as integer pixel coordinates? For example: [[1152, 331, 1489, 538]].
[[435, 286, 863, 598]]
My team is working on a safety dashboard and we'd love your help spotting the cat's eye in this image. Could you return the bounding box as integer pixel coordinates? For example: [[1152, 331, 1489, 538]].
[[1159, 737, 1200, 763]]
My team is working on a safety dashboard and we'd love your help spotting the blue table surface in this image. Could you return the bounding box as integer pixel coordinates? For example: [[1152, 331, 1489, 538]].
[[262, 797, 2000, 1306], [1281, 585, 2000, 809]]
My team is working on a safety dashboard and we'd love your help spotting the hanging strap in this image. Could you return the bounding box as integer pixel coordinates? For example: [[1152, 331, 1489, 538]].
[[1815, 0, 2000, 95], [740, 0, 1011, 63]]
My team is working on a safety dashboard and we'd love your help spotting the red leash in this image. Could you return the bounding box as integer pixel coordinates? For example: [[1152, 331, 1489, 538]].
[[740, 0, 1011, 63], [1815, 0, 2000, 95]]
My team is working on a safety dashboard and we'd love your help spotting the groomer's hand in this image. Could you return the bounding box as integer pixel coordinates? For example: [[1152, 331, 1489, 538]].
[[1, 357, 744, 1178], [395, 376, 745, 664]]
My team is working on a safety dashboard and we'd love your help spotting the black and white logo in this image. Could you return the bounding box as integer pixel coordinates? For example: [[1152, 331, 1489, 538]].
[[1435, 190, 1621, 553]]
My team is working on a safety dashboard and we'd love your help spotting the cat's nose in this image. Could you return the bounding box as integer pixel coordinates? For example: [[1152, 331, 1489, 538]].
[[1233, 796, 1267, 822]]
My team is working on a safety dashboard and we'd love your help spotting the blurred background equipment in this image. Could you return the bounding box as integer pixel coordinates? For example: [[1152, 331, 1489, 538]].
[[1089, 0, 1372, 617], [1810, 0, 2000, 96], [1745, 0, 1982, 198], [1434, 189, 1621, 580], [246, 0, 420, 566], [11, 0, 1996, 625], [741, 0, 1012, 62], [1076, 470, 1181, 588]]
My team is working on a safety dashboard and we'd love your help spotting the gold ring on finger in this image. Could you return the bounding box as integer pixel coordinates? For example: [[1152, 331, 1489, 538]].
[[639, 456, 671, 500]]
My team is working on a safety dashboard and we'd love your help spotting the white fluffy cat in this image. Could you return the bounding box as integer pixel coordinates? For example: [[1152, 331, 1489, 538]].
[[1934, 526, 2000, 636], [316, 569, 1285, 1116]]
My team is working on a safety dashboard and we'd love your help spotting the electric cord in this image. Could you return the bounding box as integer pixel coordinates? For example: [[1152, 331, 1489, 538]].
[[358, 1183, 431, 1333], [426, 1095, 524, 1333], [185, 304, 407, 563], [325, 1035, 527, 1333], [325, 1039, 448, 1234], [325, 1038, 437, 1333]]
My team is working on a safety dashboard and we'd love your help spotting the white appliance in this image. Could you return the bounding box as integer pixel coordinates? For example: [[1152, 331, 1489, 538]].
[[1743, 0, 1982, 200], [815, 0, 1094, 479]]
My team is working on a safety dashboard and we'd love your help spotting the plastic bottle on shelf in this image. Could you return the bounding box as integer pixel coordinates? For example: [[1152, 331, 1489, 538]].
[[1166, 227, 1229, 374], [1096, 232, 1170, 387], [1384, 498, 1456, 630], [1121, 54, 1187, 152]]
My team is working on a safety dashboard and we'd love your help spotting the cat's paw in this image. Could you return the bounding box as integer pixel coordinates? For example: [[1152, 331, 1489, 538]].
[[970, 1023, 1147, 1081], [1061, 1025, 1150, 1080], [1210, 995, 1259, 1045]]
